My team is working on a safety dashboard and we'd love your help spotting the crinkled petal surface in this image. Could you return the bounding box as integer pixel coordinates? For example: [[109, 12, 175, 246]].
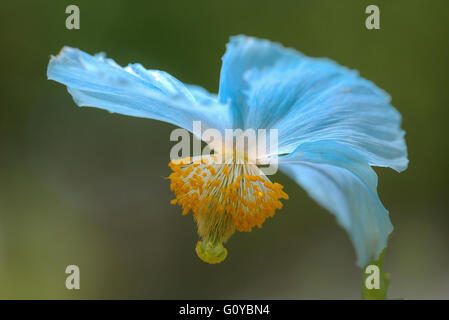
[[221, 36, 407, 172], [218, 35, 300, 127], [279, 141, 394, 267], [47, 47, 233, 134]]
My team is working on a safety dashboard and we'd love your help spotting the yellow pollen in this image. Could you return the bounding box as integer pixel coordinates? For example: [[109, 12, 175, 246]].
[[168, 155, 288, 264]]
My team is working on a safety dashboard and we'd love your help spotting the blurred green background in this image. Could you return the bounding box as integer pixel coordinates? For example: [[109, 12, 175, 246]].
[[0, 0, 448, 299]]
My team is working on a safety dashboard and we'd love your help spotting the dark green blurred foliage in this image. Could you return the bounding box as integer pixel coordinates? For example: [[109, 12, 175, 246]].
[[0, 0, 448, 299]]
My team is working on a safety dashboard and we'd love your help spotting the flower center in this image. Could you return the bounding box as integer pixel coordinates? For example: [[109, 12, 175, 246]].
[[168, 154, 288, 264]]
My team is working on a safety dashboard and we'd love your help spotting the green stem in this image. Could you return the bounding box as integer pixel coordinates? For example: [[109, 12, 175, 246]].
[[361, 249, 390, 300]]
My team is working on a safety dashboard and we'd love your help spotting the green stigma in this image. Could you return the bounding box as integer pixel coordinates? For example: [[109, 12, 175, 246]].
[[195, 241, 227, 264]]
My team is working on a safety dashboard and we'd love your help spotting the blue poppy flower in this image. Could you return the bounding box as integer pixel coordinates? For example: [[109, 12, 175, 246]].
[[47, 35, 408, 267]]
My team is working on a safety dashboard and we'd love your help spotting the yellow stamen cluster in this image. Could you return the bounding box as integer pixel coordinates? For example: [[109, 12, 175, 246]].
[[168, 154, 288, 264]]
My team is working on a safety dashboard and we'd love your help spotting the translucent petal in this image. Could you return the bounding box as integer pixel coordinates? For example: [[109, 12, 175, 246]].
[[47, 47, 233, 134], [225, 36, 407, 172], [218, 35, 300, 127], [280, 141, 393, 267]]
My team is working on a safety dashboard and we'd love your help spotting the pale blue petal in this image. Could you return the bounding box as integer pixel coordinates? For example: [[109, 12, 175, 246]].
[[218, 35, 300, 127], [230, 36, 407, 172], [47, 47, 233, 134], [279, 141, 393, 267], [185, 84, 219, 106]]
